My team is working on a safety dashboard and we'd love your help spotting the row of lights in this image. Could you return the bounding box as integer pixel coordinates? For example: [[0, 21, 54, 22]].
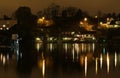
[[0, 24, 9, 30]]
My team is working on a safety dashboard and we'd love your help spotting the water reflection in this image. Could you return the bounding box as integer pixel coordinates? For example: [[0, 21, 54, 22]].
[[95, 58, 98, 74], [38, 56, 46, 78], [85, 56, 87, 77], [100, 54, 103, 69], [0, 42, 120, 78], [52, 43, 120, 77], [107, 52, 110, 74], [72, 44, 75, 62], [115, 52, 117, 67], [0, 53, 10, 66], [3, 56, 6, 65]]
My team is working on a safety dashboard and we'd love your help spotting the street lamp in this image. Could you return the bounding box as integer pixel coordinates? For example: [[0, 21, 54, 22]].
[[94, 15, 98, 19], [3, 25, 6, 28], [37, 16, 45, 25], [84, 17, 87, 22], [42, 17, 45, 20]]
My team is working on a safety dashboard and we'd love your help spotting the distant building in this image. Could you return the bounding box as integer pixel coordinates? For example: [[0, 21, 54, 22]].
[[99, 20, 120, 29], [0, 19, 17, 30]]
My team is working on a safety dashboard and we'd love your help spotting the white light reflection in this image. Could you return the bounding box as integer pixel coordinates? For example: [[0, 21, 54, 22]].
[[81, 43, 84, 52], [20, 53, 22, 58], [100, 54, 103, 69], [75, 43, 79, 60], [36, 43, 40, 51], [36, 43, 42, 51], [103, 48, 106, 54], [1, 54, 3, 61], [16, 50, 19, 55], [95, 58, 98, 74], [92, 43, 95, 52], [107, 53, 110, 74], [72, 44, 75, 62], [42, 59, 45, 77], [85, 56, 87, 77], [75, 43, 79, 53], [38, 53, 46, 78], [49, 43, 53, 51], [7, 54, 9, 60], [16, 39, 19, 43], [3, 56, 6, 65], [115, 52, 117, 67], [65, 43, 68, 52]]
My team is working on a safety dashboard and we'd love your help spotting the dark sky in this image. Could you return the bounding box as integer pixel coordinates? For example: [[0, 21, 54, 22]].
[[0, 0, 120, 17]]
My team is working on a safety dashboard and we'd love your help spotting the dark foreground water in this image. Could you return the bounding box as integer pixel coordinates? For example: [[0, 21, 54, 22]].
[[0, 42, 120, 78]]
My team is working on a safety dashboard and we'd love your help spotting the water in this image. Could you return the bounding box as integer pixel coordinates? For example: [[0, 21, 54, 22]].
[[0, 42, 120, 78]]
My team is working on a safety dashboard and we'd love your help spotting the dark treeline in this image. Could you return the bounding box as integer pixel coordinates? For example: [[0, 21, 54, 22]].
[[36, 3, 120, 22], [37, 3, 120, 20], [1, 4, 120, 40], [7, 4, 120, 43], [35, 4, 93, 37], [35, 3, 120, 34]]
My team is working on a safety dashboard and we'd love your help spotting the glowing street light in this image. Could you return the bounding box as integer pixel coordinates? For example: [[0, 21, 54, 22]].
[[42, 17, 45, 20], [95, 16, 98, 19], [84, 17, 87, 22], [80, 21, 83, 25], [37, 16, 45, 24], [3, 25, 6, 28]]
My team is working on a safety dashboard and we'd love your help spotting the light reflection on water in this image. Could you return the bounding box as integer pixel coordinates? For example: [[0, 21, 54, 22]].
[[95, 58, 98, 74], [85, 56, 87, 77], [0, 53, 10, 66], [44, 43, 120, 78], [38, 57, 45, 78], [0, 42, 120, 78], [115, 52, 117, 67], [107, 52, 110, 74], [100, 53, 103, 69]]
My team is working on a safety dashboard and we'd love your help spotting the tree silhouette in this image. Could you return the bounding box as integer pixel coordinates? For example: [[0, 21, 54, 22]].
[[37, 4, 86, 36], [10, 6, 38, 75], [117, 13, 120, 20], [37, 3, 60, 19]]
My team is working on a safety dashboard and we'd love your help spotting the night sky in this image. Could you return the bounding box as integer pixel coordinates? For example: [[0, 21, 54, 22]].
[[0, 0, 120, 17]]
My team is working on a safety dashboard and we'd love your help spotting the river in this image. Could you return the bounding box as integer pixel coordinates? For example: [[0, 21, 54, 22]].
[[0, 42, 120, 78]]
